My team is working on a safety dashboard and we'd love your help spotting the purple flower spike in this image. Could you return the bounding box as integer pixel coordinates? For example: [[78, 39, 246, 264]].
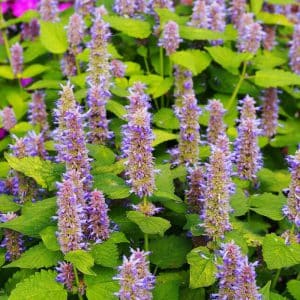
[[67, 13, 85, 55], [186, 165, 206, 214], [61, 52, 77, 77], [206, 99, 226, 145], [114, 0, 136, 17], [229, 0, 246, 28], [208, 1, 226, 45], [24, 131, 48, 159], [56, 261, 75, 291], [236, 259, 262, 299], [263, 26, 277, 51], [158, 21, 182, 56], [150, 0, 174, 12], [86, 190, 110, 243], [283, 148, 300, 228], [202, 138, 233, 240], [216, 242, 244, 299], [88, 12, 111, 87], [290, 24, 300, 75], [122, 83, 155, 198], [87, 80, 113, 145], [174, 66, 193, 108], [261, 88, 279, 138], [75, 0, 95, 16], [133, 201, 162, 216], [177, 92, 201, 165], [188, 0, 209, 29], [55, 83, 92, 188], [2, 107, 16, 131], [10, 43, 23, 77], [111, 59, 126, 78], [21, 19, 40, 41], [114, 248, 155, 300], [56, 172, 86, 254], [40, 0, 59, 22], [234, 95, 262, 181], [0, 212, 24, 261], [237, 13, 264, 54], [28, 90, 49, 136]]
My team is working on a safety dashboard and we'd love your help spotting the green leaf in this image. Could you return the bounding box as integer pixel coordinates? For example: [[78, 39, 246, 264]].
[[10, 122, 34, 134], [254, 69, 300, 87], [230, 188, 249, 217], [0, 195, 21, 213], [93, 173, 130, 199], [40, 21, 68, 54], [27, 79, 64, 90], [23, 41, 47, 63], [287, 280, 300, 300], [4, 270, 35, 295], [40, 226, 60, 251], [149, 235, 192, 269], [87, 144, 115, 164], [179, 25, 237, 41], [5, 154, 64, 190], [85, 268, 118, 300], [127, 211, 171, 236], [152, 77, 174, 99], [258, 168, 290, 193], [155, 164, 175, 194], [4, 243, 62, 269], [0, 161, 10, 177], [108, 232, 129, 244], [153, 108, 179, 130], [0, 197, 57, 237], [0, 66, 14, 79], [252, 50, 287, 70], [21, 64, 48, 78], [155, 8, 189, 25], [103, 15, 151, 38], [170, 50, 211, 76], [153, 281, 180, 300], [251, 0, 264, 14], [262, 234, 300, 269], [65, 250, 96, 276], [9, 270, 67, 300], [0, 249, 5, 267], [260, 281, 271, 300], [91, 241, 119, 268], [107, 100, 127, 120], [257, 12, 293, 27], [187, 247, 216, 288], [153, 129, 178, 147], [205, 46, 251, 75], [249, 193, 286, 221]]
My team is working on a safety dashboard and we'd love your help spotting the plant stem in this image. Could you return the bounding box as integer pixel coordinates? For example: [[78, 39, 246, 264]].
[[73, 266, 83, 300], [144, 56, 150, 74], [271, 268, 281, 290], [227, 61, 247, 111], [143, 196, 149, 252], [75, 57, 81, 75], [159, 47, 165, 108]]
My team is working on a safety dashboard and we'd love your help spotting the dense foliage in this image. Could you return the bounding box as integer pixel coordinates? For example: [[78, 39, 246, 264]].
[[0, 0, 299, 299]]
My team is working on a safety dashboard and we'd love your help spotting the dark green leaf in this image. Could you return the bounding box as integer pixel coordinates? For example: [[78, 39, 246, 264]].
[[91, 241, 119, 268], [65, 250, 96, 275], [0, 195, 21, 213], [287, 280, 300, 300]]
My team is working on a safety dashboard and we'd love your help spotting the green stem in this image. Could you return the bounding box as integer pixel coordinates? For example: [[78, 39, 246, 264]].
[[227, 61, 247, 111], [75, 57, 81, 75], [144, 56, 150, 74], [159, 47, 165, 108], [143, 196, 149, 252], [271, 268, 281, 290], [73, 266, 83, 300]]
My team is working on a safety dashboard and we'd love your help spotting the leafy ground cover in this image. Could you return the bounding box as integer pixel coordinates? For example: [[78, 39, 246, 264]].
[[0, 0, 300, 299]]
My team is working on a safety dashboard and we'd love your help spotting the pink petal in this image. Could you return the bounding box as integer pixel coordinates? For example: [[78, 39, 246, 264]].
[[59, 2, 73, 11], [21, 78, 33, 87]]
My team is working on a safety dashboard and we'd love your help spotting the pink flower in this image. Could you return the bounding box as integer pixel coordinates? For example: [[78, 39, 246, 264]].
[[59, 2, 72, 11], [21, 78, 33, 87], [12, 0, 39, 17]]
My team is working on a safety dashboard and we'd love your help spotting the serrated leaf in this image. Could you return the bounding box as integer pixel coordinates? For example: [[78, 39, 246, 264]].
[[127, 211, 171, 236], [153, 281, 180, 300], [21, 64, 48, 78], [40, 21, 68, 54], [170, 50, 211, 76], [40, 226, 60, 251], [0, 197, 57, 237], [87, 144, 115, 164], [85, 268, 118, 300], [152, 129, 178, 147], [4, 243, 62, 269], [0, 195, 21, 213], [230, 188, 249, 217], [252, 51, 287, 70], [205, 46, 252, 75], [108, 232, 129, 244], [91, 241, 119, 267], [258, 168, 290, 193], [254, 69, 300, 87], [153, 108, 179, 130], [249, 193, 286, 221], [65, 250, 96, 276], [103, 15, 151, 38], [155, 8, 189, 25], [260, 281, 271, 300], [149, 235, 192, 269], [187, 247, 216, 288], [287, 280, 300, 300], [5, 154, 64, 190], [4, 270, 35, 295], [107, 100, 127, 120], [93, 173, 130, 199], [155, 164, 175, 194], [263, 234, 300, 269], [9, 270, 67, 300]]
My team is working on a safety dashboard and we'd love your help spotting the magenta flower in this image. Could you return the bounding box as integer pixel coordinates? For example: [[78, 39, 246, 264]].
[[1, 0, 38, 17]]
